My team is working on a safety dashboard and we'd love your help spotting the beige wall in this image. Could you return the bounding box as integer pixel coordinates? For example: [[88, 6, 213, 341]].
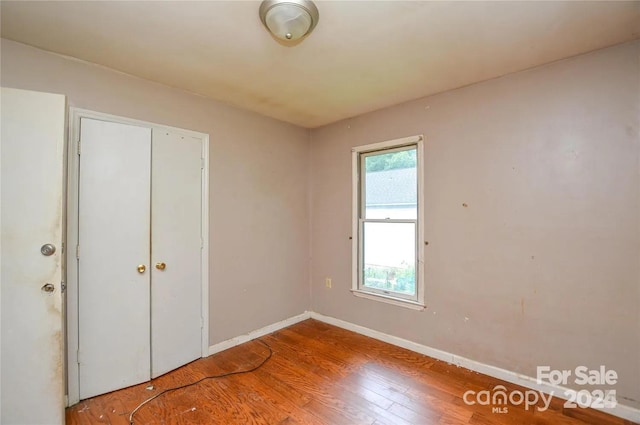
[[0, 39, 311, 345], [310, 41, 640, 407]]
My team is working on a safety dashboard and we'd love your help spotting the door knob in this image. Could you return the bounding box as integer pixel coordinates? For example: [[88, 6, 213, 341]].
[[41, 243, 56, 256], [41, 283, 55, 293], [137, 264, 146, 273], [155, 262, 166, 271]]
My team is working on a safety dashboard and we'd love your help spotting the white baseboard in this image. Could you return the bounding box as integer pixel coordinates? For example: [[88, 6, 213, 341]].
[[208, 311, 311, 356], [309, 312, 640, 424]]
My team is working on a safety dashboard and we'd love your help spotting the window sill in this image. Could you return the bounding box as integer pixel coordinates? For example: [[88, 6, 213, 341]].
[[351, 289, 426, 311]]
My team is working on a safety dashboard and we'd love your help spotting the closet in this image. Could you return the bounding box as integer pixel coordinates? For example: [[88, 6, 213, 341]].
[[74, 117, 206, 400]]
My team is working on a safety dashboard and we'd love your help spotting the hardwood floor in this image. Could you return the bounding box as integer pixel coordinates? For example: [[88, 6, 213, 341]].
[[66, 319, 635, 425]]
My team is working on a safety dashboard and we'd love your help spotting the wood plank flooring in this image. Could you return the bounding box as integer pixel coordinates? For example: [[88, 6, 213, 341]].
[[66, 319, 636, 425]]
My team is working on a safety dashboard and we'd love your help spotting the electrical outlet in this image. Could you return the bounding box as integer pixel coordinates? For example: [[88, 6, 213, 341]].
[[325, 277, 332, 288]]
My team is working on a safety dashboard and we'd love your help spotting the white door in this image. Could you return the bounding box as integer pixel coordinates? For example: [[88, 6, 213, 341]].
[[77, 118, 152, 399], [1, 87, 66, 424], [151, 131, 203, 377]]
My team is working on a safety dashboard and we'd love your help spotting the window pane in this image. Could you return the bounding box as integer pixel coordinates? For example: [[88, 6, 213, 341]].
[[362, 221, 416, 296], [364, 147, 417, 219]]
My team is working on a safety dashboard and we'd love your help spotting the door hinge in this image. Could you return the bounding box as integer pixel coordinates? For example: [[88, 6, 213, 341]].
[[61, 281, 66, 293], [200, 317, 204, 329], [77, 139, 81, 155], [76, 245, 80, 260], [76, 349, 81, 365]]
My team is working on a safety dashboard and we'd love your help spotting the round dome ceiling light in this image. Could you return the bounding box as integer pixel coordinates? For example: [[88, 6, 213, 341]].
[[259, 0, 319, 43]]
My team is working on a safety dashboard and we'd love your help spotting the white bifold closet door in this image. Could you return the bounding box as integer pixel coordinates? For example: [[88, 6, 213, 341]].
[[150, 130, 203, 378], [78, 119, 151, 399], [77, 118, 202, 400]]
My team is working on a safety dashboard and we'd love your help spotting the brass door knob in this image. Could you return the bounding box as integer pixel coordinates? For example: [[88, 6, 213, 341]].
[[155, 262, 166, 270], [137, 264, 146, 273]]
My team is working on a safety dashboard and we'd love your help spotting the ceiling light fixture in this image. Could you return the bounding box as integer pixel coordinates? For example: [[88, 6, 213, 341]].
[[259, 0, 319, 43]]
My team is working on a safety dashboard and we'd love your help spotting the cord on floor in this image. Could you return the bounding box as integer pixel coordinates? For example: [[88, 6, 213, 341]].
[[129, 338, 273, 425]]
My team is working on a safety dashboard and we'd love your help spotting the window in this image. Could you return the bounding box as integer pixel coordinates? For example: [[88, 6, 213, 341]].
[[351, 135, 425, 309]]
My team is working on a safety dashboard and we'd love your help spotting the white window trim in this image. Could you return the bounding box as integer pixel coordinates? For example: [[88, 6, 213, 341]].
[[351, 135, 426, 310]]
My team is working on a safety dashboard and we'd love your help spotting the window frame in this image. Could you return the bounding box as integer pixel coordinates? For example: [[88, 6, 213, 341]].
[[351, 135, 425, 310]]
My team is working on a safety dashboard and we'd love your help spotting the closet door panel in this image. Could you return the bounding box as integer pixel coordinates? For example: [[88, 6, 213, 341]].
[[78, 118, 152, 399], [151, 131, 203, 378]]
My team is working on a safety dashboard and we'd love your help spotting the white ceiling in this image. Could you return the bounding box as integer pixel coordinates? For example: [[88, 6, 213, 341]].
[[2, 1, 639, 128]]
